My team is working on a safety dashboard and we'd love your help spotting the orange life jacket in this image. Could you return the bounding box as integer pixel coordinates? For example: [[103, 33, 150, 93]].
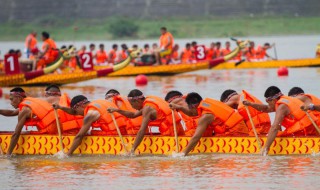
[[245, 47, 257, 60], [214, 48, 222, 58], [42, 38, 58, 60], [256, 46, 266, 59], [159, 32, 174, 50], [143, 96, 184, 136], [198, 98, 248, 136], [119, 50, 127, 61], [206, 48, 215, 60], [275, 96, 317, 135], [181, 48, 193, 63], [112, 96, 143, 135], [25, 34, 37, 49], [108, 49, 117, 63], [222, 48, 231, 56], [171, 50, 179, 60], [58, 93, 83, 134], [19, 97, 57, 134], [238, 90, 271, 135], [84, 100, 127, 135], [96, 50, 108, 64]]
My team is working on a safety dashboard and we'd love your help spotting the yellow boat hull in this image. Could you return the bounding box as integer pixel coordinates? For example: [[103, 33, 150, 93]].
[[0, 134, 319, 155]]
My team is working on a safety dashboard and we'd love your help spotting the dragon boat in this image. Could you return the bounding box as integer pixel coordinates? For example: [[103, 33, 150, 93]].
[[0, 133, 319, 155], [6, 40, 249, 86]]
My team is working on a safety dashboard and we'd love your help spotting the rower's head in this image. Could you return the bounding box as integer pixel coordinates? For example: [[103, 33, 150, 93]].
[[152, 43, 158, 49], [105, 89, 120, 101], [31, 31, 37, 37], [45, 84, 61, 97], [225, 41, 231, 48], [173, 44, 179, 51], [264, 86, 283, 110], [263, 43, 271, 50], [70, 95, 90, 115], [210, 42, 216, 49], [165, 91, 183, 103], [191, 41, 197, 47], [186, 92, 203, 111], [220, 89, 239, 109], [99, 44, 104, 51], [127, 89, 145, 110], [121, 44, 128, 50], [249, 41, 255, 48], [10, 87, 26, 109], [112, 44, 118, 51], [89, 44, 95, 51], [288, 87, 304, 97], [186, 43, 191, 50], [160, 27, 167, 35], [41, 31, 50, 41]]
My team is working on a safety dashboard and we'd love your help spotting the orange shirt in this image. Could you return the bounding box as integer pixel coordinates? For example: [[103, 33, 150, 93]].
[[206, 48, 215, 60], [221, 48, 231, 56], [159, 32, 174, 50], [42, 38, 57, 59], [214, 49, 222, 58], [181, 48, 193, 63], [108, 49, 117, 63], [171, 50, 179, 60], [96, 50, 108, 64]]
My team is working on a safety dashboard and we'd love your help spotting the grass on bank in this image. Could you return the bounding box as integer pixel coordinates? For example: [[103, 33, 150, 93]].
[[0, 16, 320, 41]]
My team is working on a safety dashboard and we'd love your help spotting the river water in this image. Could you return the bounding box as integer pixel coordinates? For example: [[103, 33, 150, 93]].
[[1, 36, 320, 189]]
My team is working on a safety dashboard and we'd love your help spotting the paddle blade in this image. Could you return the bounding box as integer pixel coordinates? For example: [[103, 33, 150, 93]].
[[235, 59, 245, 67]]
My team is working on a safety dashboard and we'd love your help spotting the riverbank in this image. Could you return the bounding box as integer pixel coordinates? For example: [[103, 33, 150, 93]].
[[0, 16, 319, 41]]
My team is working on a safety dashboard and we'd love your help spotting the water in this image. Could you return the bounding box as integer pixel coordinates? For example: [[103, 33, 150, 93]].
[[1, 36, 320, 189]]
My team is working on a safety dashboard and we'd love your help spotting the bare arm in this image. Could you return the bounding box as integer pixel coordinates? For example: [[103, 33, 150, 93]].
[[53, 104, 77, 115], [67, 111, 100, 156], [183, 114, 214, 156], [38, 43, 49, 58], [169, 103, 198, 116], [0, 109, 19, 117], [262, 104, 289, 155], [108, 108, 142, 118], [131, 106, 156, 153], [7, 107, 31, 156], [243, 101, 274, 113]]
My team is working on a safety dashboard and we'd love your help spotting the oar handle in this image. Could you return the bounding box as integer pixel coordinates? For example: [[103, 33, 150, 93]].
[[171, 110, 179, 152], [305, 111, 320, 135], [110, 113, 128, 153], [244, 105, 262, 150], [54, 109, 64, 151]]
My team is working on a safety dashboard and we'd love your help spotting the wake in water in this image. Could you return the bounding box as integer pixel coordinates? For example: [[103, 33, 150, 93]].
[[53, 150, 69, 159]]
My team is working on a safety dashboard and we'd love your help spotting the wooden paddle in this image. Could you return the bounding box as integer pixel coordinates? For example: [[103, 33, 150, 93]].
[[273, 43, 278, 60], [242, 95, 262, 150], [54, 109, 64, 151], [110, 113, 128, 153], [234, 59, 246, 67], [305, 111, 320, 135], [171, 110, 179, 152]]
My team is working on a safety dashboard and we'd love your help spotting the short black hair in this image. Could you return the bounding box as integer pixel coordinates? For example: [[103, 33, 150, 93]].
[[132, 44, 138, 48], [68, 45, 74, 49], [264, 86, 281, 98], [216, 42, 221, 46], [165, 91, 183, 102], [186, 92, 203, 105], [8, 49, 15, 54], [186, 43, 191, 48], [191, 41, 197, 46], [99, 44, 104, 48], [45, 84, 61, 92], [264, 43, 270, 46], [220, 89, 237, 102], [144, 44, 149, 48], [121, 44, 128, 49], [128, 89, 143, 98], [42, 31, 49, 39], [10, 87, 25, 93], [15, 49, 21, 54], [288, 87, 304, 96], [160, 27, 167, 31], [89, 44, 95, 48], [112, 44, 118, 49], [106, 89, 120, 95], [70, 95, 88, 108], [61, 45, 67, 49]]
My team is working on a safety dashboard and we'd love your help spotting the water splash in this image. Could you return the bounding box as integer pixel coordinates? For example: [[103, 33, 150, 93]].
[[53, 150, 69, 159]]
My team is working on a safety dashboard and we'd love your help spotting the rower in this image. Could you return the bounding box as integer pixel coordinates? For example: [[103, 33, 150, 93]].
[[221, 89, 270, 136], [256, 43, 272, 60], [243, 86, 318, 155], [7, 87, 58, 156], [107, 89, 184, 155], [316, 44, 320, 58], [170, 92, 248, 156], [108, 44, 118, 65], [25, 31, 37, 58], [95, 44, 108, 65], [289, 87, 320, 123], [105, 89, 142, 135], [54, 95, 127, 156], [154, 27, 174, 65], [45, 84, 83, 134], [164, 90, 199, 136]]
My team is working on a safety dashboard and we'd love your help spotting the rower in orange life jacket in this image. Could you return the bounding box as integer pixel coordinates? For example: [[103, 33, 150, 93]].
[[214, 42, 222, 58], [256, 43, 272, 60], [45, 84, 83, 134], [169, 44, 181, 64], [36, 31, 59, 70], [108, 44, 118, 65], [180, 43, 194, 63], [117, 44, 128, 62], [221, 41, 231, 56], [108, 89, 184, 155], [54, 95, 127, 156], [221, 89, 271, 136], [244, 86, 318, 155], [244, 41, 257, 62], [25, 31, 38, 58], [105, 89, 143, 135], [289, 86, 320, 127], [206, 42, 215, 60], [169, 92, 249, 156], [6, 87, 58, 156], [316, 44, 320, 58], [165, 91, 201, 136], [95, 44, 108, 65]]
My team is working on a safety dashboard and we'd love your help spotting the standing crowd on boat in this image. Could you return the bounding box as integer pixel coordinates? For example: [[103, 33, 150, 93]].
[[2, 27, 277, 74], [1, 84, 320, 156]]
